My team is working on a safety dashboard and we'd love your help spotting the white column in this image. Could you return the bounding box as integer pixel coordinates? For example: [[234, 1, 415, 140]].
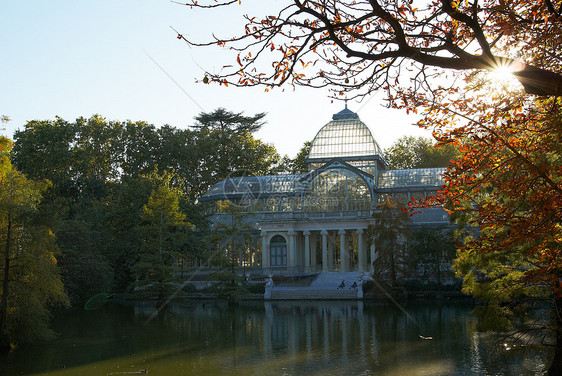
[[303, 230, 311, 272], [357, 229, 365, 272], [288, 230, 297, 272], [328, 233, 334, 271], [339, 229, 347, 272], [261, 230, 269, 269], [321, 230, 328, 272], [345, 233, 351, 270], [310, 233, 317, 271], [370, 243, 376, 273]]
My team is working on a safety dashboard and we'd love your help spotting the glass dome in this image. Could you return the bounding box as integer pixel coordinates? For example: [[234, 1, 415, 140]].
[[308, 106, 383, 160]]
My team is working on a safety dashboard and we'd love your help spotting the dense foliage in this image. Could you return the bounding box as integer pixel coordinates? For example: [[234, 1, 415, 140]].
[[369, 197, 411, 286], [9, 109, 281, 307], [384, 136, 459, 169], [0, 137, 69, 349], [426, 94, 562, 371]]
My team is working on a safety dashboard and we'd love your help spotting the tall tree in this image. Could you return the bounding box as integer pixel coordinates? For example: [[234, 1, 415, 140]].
[[103, 176, 152, 291], [113, 120, 159, 178], [12, 118, 77, 198], [384, 136, 459, 169], [56, 210, 113, 305], [132, 170, 193, 309], [0, 137, 68, 349], [414, 91, 562, 374], [194, 107, 266, 133], [411, 225, 456, 297], [206, 201, 253, 303], [189, 109, 280, 200], [273, 141, 312, 174], [369, 197, 412, 286]]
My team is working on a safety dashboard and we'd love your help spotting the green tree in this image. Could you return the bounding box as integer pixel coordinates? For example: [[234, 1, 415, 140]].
[[273, 141, 311, 174], [0, 137, 68, 349], [210, 201, 255, 269], [56, 215, 113, 305], [206, 201, 253, 303], [369, 197, 412, 287], [189, 109, 280, 200], [132, 170, 193, 308], [193, 107, 266, 133], [289, 141, 312, 174], [411, 225, 457, 297], [384, 136, 459, 169], [113, 120, 159, 178], [72, 115, 121, 183], [12, 118, 77, 198], [103, 176, 152, 292]]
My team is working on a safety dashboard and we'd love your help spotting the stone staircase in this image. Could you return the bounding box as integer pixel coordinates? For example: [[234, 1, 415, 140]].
[[266, 272, 365, 300]]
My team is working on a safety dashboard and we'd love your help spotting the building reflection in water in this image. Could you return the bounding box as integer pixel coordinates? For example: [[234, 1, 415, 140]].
[[260, 300, 471, 375], [133, 299, 548, 376]]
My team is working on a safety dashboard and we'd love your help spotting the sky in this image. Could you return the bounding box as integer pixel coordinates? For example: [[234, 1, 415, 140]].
[[0, 1, 432, 158]]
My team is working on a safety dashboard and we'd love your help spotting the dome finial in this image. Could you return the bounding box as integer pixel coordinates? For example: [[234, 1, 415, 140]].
[[332, 99, 359, 120]]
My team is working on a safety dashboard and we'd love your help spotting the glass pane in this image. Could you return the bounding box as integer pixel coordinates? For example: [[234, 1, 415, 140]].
[[305, 168, 372, 212], [378, 168, 446, 188], [308, 119, 382, 160]]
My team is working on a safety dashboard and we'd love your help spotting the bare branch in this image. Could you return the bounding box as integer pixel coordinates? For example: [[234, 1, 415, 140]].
[[179, 0, 562, 97]]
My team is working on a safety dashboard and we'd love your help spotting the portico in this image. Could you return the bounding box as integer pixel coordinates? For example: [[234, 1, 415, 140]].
[[260, 222, 373, 275]]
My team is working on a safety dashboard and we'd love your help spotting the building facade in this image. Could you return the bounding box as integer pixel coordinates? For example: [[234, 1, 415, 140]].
[[200, 106, 449, 276]]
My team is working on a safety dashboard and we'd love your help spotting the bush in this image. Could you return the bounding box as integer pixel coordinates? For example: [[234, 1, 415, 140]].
[[247, 283, 265, 294], [183, 283, 197, 292], [362, 280, 374, 294], [204, 271, 249, 302]]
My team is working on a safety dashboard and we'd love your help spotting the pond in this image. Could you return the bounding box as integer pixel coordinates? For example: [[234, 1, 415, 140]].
[[0, 299, 550, 375]]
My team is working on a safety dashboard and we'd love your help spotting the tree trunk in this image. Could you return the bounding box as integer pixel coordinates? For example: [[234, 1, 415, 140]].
[[390, 249, 396, 287], [548, 297, 562, 376], [436, 250, 443, 299], [0, 215, 12, 350]]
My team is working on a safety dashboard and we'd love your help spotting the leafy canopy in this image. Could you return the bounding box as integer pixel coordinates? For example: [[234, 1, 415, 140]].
[[0, 138, 68, 347], [384, 136, 460, 169]]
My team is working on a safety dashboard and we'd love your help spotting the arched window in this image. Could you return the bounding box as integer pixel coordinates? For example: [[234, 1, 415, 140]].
[[270, 235, 287, 267], [306, 168, 372, 211]]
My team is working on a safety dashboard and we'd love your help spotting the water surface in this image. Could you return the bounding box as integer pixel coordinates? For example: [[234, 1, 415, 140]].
[[0, 299, 549, 375]]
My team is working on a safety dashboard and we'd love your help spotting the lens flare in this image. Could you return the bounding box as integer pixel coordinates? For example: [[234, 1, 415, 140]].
[[487, 60, 524, 91]]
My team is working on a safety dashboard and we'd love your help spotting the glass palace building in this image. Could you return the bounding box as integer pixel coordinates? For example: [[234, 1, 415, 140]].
[[201, 106, 449, 276]]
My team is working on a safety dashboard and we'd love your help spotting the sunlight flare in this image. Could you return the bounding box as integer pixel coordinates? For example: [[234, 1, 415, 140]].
[[487, 60, 525, 90]]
